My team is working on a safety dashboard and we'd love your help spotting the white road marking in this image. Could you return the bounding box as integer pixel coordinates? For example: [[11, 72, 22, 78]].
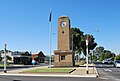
[[115, 79, 120, 81], [104, 69, 112, 72], [104, 69, 108, 71], [100, 77, 109, 80], [107, 69, 112, 72]]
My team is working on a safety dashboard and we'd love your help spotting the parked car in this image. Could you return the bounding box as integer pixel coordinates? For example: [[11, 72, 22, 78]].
[[114, 60, 120, 68], [102, 59, 113, 64]]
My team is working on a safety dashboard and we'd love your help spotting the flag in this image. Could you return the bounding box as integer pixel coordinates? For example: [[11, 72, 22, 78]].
[[49, 9, 52, 22]]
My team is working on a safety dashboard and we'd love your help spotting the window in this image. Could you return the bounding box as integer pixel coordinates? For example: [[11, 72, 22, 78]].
[[61, 55, 65, 60]]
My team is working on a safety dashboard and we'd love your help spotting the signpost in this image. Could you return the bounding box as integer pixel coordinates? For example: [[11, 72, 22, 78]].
[[4, 44, 7, 73], [86, 36, 89, 74]]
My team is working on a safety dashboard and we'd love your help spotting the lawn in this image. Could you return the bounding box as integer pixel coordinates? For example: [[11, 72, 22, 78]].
[[0, 64, 8, 67], [23, 68, 74, 73]]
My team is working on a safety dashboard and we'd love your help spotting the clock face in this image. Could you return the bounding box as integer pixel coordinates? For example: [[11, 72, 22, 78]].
[[60, 21, 66, 27]]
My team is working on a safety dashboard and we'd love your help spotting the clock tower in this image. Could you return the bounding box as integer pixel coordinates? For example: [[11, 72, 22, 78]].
[[54, 16, 74, 67], [58, 16, 70, 50]]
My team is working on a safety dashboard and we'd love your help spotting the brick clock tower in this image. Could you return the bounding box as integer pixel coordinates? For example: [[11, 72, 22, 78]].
[[54, 16, 74, 67]]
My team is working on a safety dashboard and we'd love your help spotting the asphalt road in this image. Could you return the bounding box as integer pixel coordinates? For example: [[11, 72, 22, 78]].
[[95, 62, 120, 81], [0, 76, 110, 81]]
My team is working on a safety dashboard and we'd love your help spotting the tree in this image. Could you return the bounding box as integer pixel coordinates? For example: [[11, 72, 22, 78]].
[[70, 27, 84, 62], [6, 55, 12, 61], [111, 53, 116, 60], [104, 50, 112, 59], [114, 54, 120, 60], [93, 54, 97, 61], [99, 53, 104, 61], [99, 50, 115, 61], [0, 57, 2, 62], [70, 27, 83, 52], [0, 50, 12, 62], [94, 46, 104, 60], [70, 27, 97, 59], [80, 34, 97, 56]]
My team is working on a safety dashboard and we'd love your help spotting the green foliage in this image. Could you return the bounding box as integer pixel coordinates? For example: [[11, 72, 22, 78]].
[[70, 27, 83, 53], [93, 54, 97, 61], [6, 55, 12, 61], [94, 46, 116, 61], [0, 57, 2, 62], [45, 55, 50, 60], [104, 50, 112, 59], [70, 27, 97, 56], [34, 56, 39, 61], [94, 46, 104, 59], [114, 54, 120, 60], [80, 34, 97, 56], [86, 34, 97, 50], [98, 50, 115, 61], [99, 54, 104, 61]]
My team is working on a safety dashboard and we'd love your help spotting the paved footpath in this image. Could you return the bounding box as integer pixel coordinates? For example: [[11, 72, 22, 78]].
[[0, 65, 99, 77]]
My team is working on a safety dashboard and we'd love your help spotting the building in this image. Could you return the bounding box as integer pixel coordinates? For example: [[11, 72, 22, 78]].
[[32, 51, 46, 63], [0, 50, 46, 64], [13, 51, 31, 64]]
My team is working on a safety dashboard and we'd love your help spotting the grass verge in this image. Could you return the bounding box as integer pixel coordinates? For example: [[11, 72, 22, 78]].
[[23, 68, 73, 73], [0, 64, 8, 67]]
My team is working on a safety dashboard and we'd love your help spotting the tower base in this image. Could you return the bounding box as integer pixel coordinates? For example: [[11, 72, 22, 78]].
[[54, 50, 74, 67]]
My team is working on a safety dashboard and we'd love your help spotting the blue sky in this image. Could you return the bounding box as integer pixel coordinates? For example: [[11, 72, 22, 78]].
[[0, 0, 120, 55]]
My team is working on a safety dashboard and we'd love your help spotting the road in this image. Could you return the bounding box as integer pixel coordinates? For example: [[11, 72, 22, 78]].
[[0, 76, 110, 81], [95, 62, 120, 81]]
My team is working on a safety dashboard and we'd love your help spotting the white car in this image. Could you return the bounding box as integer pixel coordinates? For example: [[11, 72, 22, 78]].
[[114, 60, 120, 68]]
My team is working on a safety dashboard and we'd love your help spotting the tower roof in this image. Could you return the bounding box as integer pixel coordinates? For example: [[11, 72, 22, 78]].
[[59, 15, 69, 19]]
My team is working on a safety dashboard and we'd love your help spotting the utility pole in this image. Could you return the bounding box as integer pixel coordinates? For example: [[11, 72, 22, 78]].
[[4, 44, 7, 73]]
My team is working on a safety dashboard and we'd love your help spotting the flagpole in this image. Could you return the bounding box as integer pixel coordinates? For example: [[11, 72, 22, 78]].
[[49, 20, 52, 68], [49, 8, 52, 68]]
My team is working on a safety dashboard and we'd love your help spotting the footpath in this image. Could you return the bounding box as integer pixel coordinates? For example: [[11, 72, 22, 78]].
[[0, 64, 99, 78]]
